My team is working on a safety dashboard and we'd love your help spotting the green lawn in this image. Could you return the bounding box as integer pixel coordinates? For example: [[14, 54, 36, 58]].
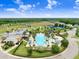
[[9, 40, 28, 57], [9, 40, 53, 58], [14, 41, 28, 57], [74, 55, 79, 59], [31, 50, 52, 58]]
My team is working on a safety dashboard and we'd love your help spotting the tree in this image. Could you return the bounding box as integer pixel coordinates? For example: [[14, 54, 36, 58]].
[[2, 41, 14, 50], [51, 33, 54, 38], [2, 45, 9, 50], [1, 36, 6, 43], [54, 23, 59, 27], [23, 31, 26, 35], [76, 28, 79, 37], [61, 39, 69, 48], [51, 44, 60, 54], [1, 36, 5, 40], [5, 41, 14, 47]]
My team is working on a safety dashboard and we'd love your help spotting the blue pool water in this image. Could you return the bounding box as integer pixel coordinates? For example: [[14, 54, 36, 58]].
[[35, 33, 46, 46]]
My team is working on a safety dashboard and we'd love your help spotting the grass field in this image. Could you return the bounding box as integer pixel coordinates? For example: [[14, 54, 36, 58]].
[[9, 40, 28, 57]]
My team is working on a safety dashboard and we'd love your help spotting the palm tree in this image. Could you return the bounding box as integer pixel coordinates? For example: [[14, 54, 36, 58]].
[[44, 30, 49, 37], [22, 31, 29, 40], [51, 33, 54, 38]]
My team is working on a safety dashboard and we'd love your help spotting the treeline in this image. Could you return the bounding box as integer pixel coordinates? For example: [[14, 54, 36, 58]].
[[53, 18, 79, 25], [0, 18, 79, 25], [0, 18, 50, 24]]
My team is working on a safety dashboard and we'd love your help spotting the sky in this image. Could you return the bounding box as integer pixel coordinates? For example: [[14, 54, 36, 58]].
[[0, 0, 79, 18]]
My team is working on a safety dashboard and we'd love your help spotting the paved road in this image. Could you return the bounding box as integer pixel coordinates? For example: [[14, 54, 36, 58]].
[[0, 28, 78, 59]]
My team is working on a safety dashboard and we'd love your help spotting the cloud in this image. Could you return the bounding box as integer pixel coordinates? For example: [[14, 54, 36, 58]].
[[14, 0, 33, 13], [37, 2, 40, 5], [5, 4, 33, 17], [6, 8, 21, 14], [32, 2, 40, 8], [3, 0, 34, 17], [33, 4, 36, 8], [6, 8, 17, 11], [19, 4, 32, 12], [0, 4, 3, 7], [46, 0, 58, 9], [75, 0, 79, 7], [73, 0, 79, 14], [75, 0, 79, 3], [74, 0, 79, 10], [5, 8, 27, 17], [72, 0, 79, 17], [14, 0, 23, 4]]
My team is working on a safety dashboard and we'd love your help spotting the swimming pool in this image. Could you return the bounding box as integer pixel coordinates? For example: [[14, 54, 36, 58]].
[[35, 33, 46, 46]]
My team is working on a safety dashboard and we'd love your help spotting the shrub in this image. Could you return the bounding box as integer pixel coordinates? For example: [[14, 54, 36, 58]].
[[5, 41, 14, 47], [1, 41, 6, 43], [36, 49, 45, 53], [51, 44, 60, 54], [27, 48, 32, 56], [61, 39, 69, 48], [76, 28, 79, 37], [2, 41, 14, 50], [2, 45, 9, 50]]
